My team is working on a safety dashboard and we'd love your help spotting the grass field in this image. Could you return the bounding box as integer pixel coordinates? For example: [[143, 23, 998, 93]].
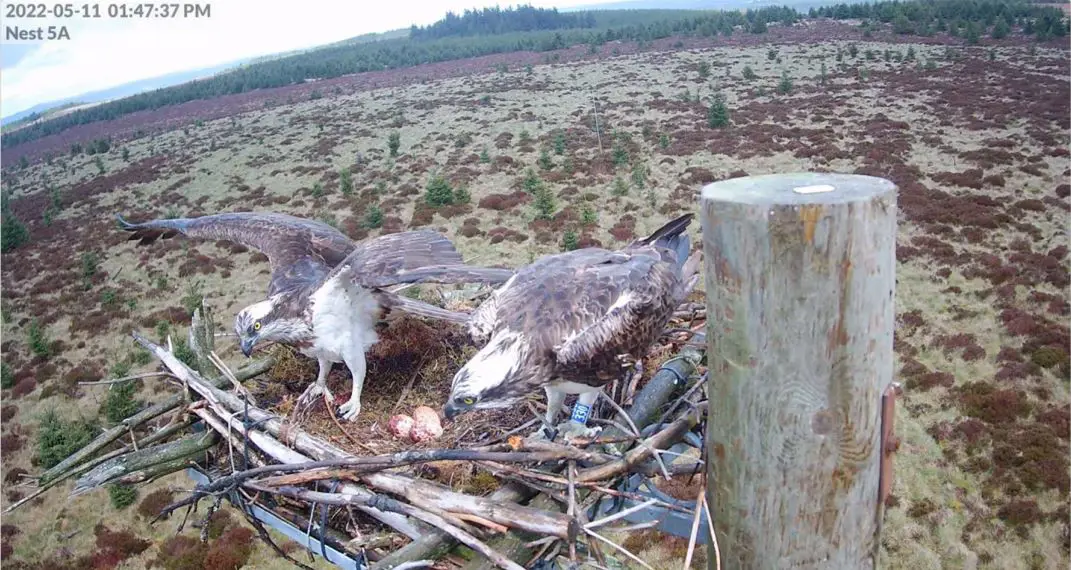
[[1, 17, 1068, 570]]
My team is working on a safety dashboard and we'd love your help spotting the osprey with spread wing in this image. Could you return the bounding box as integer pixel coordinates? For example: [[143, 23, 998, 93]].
[[442, 213, 701, 441], [117, 211, 513, 421]]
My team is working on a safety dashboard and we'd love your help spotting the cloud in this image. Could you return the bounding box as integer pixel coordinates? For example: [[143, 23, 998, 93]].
[[1, 0, 618, 118]]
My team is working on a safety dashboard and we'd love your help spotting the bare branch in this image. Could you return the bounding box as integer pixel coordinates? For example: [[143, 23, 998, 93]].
[[249, 484, 526, 570], [78, 371, 179, 386], [583, 527, 654, 570]]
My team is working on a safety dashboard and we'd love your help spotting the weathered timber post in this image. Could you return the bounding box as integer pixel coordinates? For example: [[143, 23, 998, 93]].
[[700, 173, 898, 569]]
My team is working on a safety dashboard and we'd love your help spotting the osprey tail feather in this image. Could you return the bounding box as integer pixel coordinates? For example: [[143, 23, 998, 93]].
[[382, 293, 472, 325], [116, 214, 190, 244], [635, 212, 695, 274], [366, 264, 515, 288]]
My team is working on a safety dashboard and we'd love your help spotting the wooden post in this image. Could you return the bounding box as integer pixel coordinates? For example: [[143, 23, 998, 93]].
[[700, 173, 897, 569]]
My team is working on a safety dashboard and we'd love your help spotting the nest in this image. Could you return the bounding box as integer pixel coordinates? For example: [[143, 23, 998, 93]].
[[253, 315, 533, 457], [16, 301, 712, 570]]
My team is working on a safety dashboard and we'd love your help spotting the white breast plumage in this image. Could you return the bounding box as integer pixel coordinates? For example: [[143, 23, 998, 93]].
[[308, 275, 382, 359]]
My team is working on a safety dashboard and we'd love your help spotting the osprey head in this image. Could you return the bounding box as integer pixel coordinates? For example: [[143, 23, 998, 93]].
[[234, 296, 300, 357], [443, 331, 532, 420]]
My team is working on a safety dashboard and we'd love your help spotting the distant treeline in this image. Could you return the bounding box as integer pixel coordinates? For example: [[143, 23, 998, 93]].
[[2, 0, 1066, 151], [811, 0, 1068, 37], [0, 6, 781, 150], [409, 5, 597, 40]]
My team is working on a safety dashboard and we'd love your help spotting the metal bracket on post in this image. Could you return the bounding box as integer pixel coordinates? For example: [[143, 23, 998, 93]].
[[878, 382, 903, 507]]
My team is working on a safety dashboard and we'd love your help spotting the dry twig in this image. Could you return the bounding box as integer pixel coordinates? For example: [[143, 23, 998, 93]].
[[391, 353, 428, 415], [702, 493, 722, 570], [683, 482, 705, 570], [250, 484, 526, 570], [78, 371, 179, 386], [583, 527, 654, 570]]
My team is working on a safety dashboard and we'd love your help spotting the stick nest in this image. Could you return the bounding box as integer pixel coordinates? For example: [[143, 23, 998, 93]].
[[255, 302, 703, 462], [251, 315, 532, 458], [31, 296, 710, 570]]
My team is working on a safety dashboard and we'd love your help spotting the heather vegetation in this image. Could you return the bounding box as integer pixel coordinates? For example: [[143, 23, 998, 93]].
[[0, 0, 1068, 567]]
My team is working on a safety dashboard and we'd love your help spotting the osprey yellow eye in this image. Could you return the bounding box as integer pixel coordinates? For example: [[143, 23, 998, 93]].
[[462, 397, 475, 405], [253, 321, 261, 331]]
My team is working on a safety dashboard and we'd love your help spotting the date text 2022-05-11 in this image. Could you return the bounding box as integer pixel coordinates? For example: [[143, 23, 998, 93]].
[[2, 3, 212, 41]]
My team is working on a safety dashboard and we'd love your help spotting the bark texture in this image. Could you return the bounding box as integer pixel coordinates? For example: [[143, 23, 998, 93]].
[[700, 173, 898, 570]]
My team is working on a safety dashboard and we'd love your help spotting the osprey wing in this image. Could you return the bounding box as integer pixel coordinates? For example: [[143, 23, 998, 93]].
[[478, 212, 700, 375], [324, 230, 514, 289], [482, 248, 641, 356], [379, 292, 472, 325], [552, 260, 684, 368], [462, 249, 641, 347], [555, 213, 700, 368], [466, 272, 515, 346], [116, 212, 355, 295]]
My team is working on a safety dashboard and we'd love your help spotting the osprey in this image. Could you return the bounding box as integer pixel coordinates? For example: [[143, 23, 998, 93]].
[[442, 213, 701, 441], [117, 211, 513, 421]]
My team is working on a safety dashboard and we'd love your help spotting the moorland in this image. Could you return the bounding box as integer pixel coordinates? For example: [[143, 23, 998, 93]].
[[1, 1, 1069, 568]]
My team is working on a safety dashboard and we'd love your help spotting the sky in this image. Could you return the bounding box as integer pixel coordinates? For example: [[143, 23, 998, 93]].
[[0, 0, 622, 119]]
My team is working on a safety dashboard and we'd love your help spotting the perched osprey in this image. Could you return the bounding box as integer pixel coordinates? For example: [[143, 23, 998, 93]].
[[442, 213, 701, 441], [117, 211, 514, 421]]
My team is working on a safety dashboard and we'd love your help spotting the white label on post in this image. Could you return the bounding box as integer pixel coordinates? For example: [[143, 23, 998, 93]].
[[792, 184, 836, 194]]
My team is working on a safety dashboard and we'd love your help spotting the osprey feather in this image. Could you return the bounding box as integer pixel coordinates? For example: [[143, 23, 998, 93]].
[[442, 212, 702, 441], [116, 211, 514, 421]]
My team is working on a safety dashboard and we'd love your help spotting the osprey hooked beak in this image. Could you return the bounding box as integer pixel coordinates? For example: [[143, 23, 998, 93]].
[[239, 336, 255, 358], [443, 392, 479, 420]]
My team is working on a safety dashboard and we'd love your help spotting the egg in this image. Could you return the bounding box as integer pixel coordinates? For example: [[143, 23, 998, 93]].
[[388, 414, 415, 440], [409, 405, 444, 443]]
